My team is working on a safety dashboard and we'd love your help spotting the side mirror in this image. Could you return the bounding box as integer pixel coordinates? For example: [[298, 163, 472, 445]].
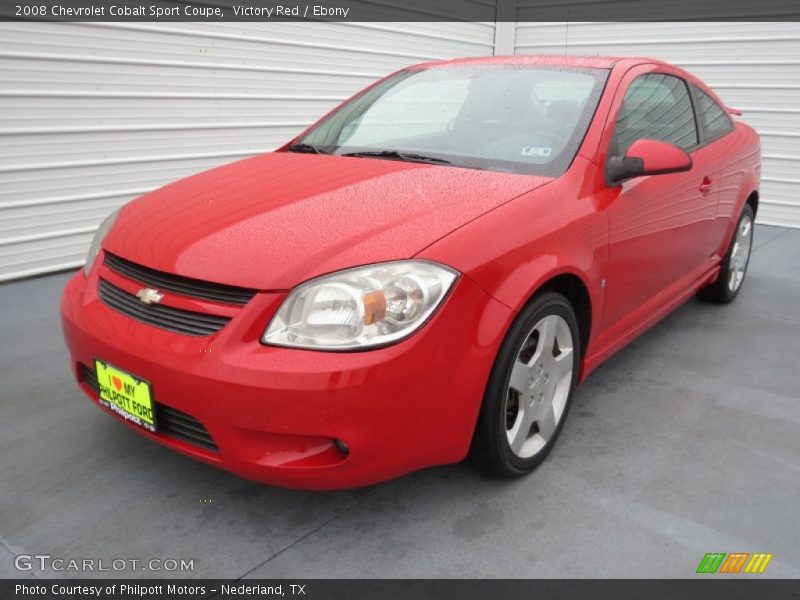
[[606, 139, 693, 185]]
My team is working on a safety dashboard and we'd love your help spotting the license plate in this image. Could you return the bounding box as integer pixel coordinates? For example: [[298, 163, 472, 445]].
[[94, 359, 157, 432]]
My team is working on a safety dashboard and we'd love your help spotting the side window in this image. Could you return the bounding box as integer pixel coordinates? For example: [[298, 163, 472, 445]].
[[693, 85, 735, 142], [611, 74, 698, 156]]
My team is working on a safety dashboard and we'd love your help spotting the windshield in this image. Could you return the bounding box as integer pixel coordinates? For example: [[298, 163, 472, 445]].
[[289, 65, 609, 176]]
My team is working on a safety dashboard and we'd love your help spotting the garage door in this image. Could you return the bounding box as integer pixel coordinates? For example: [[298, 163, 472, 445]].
[[0, 21, 496, 281], [512, 20, 800, 229]]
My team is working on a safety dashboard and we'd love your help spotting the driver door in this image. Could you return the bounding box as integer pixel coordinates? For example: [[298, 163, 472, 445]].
[[600, 67, 720, 338]]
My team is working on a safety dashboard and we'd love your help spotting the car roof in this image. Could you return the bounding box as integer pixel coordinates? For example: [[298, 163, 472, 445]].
[[413, 55, 662, 71], [408, 55, 736, 116]]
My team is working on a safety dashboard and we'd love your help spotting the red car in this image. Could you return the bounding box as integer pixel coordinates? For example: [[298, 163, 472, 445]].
[[61, 56, 760, 489]]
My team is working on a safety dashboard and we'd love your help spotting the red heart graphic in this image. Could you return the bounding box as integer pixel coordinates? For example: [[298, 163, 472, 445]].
[[112, 376, 122, 391]]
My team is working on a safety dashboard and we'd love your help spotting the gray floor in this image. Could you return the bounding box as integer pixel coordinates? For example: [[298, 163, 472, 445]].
[[1, 225, 798, 579]]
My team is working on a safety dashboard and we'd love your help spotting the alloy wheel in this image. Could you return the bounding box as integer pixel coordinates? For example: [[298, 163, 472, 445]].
[[504, 314, 574, 458], [729, 213, 753, 292]]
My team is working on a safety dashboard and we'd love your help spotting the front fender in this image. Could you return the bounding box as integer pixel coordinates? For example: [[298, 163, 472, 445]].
[[417, 165, 607, 363]]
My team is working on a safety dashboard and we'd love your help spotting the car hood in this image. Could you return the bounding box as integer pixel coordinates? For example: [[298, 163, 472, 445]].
[[104, 152, 551, 290]]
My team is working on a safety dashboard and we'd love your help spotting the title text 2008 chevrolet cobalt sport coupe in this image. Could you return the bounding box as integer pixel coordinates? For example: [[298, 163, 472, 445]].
[[62, 56, 760, 489]]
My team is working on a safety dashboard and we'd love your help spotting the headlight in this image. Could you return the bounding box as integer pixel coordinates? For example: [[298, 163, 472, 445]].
[[262, 260, 458, 350], [84, 209, 120, 275]]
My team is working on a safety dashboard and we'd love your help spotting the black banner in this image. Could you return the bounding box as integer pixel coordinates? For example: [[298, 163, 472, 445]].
[[4, 0, 800, 22], [3, 580, 800, 600]]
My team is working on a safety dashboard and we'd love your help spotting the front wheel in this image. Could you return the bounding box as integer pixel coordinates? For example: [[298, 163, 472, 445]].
[[698, 204, 754, 304], [472, 292, 579, 477]]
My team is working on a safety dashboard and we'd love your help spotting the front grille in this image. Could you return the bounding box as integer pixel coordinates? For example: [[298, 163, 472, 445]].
[[104, 253, 256, 306], [79, 363, 219, 453], [98, 278, 230, 337]]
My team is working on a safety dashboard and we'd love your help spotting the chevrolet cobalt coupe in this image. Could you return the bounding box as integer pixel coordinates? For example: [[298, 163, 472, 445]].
[[62, 56, 760, 489]]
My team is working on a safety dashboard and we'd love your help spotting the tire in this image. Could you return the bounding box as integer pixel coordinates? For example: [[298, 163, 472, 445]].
[[472, 291, 580, 478], [698, 204, 755, 304]]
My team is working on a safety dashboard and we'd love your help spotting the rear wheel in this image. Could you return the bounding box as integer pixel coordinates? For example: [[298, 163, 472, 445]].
[[698, 204, 754, 303], [472, 292, 579, 477]]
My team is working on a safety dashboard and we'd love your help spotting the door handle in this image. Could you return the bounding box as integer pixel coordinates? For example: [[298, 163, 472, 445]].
[[699, 176, 713, 194]]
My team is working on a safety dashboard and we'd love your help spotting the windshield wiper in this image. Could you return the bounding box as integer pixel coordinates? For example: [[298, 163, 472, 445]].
[[340, 150, 451, 165], [286, 143, 330, 154]]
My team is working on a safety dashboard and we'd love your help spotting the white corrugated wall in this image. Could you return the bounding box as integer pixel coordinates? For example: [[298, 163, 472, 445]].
[[0, 20, 496, 281], [2, 17, 798, 282], [511, 20, 800, 229]]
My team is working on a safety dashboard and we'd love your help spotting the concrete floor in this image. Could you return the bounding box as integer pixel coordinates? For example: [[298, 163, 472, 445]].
[[1, 224, 798, 579]]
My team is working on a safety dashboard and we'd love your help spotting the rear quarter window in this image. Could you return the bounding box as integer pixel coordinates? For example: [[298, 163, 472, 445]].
[[693, 85, 735, 142]]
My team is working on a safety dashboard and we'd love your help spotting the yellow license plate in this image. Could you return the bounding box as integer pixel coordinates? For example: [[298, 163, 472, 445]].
[[94, 359, 156, 432]]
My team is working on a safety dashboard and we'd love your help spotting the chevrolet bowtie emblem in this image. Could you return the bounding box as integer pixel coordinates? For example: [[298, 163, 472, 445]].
[[136, 288, 164, 305]]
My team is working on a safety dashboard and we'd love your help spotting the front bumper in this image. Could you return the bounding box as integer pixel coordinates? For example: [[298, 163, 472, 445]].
[[60, 267, 511, 490]]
